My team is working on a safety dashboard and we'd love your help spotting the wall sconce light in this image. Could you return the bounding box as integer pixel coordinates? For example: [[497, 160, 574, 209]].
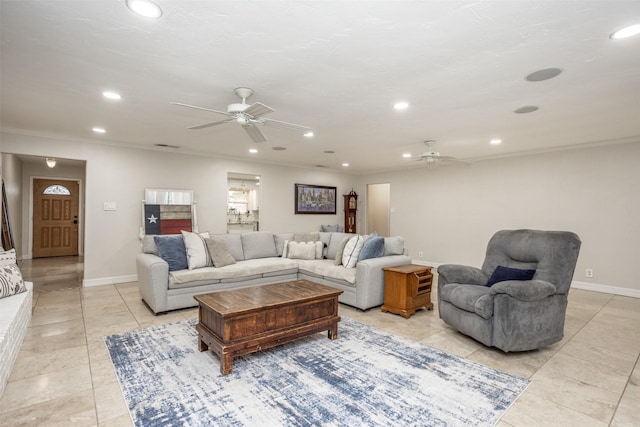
[[46, 157, 57, 168]]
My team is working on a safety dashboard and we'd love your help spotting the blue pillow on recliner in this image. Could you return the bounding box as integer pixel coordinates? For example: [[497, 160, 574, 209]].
[[486, 266, 536, 287]]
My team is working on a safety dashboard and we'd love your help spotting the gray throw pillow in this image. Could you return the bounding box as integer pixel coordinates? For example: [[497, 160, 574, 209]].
[[204, 238, 236, 268], [334, 237, 350, 265], [358, 235, 385, 261]]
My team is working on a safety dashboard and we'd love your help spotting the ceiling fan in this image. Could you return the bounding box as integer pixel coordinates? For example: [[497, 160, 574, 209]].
[[171, 87, 312, 143], [417, 140, 472, 167]]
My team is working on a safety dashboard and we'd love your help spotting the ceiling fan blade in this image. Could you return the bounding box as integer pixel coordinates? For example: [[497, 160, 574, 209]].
[[261, 117, 312, 134], [187, 118, 234, 130], [171, 102, 231, 116], [244, 102, 275, 117], [243, 124, 268, 143], [437, 155, 472, 165]]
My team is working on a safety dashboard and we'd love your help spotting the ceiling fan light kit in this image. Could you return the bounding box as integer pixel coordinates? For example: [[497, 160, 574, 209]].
[[172, 87, 312, 144], [417, 140, 471, 168]]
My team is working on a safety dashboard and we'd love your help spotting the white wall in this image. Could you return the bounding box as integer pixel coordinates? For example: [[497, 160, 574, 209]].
[[360, 140, 640, 295], [2, 131, 358, 284]]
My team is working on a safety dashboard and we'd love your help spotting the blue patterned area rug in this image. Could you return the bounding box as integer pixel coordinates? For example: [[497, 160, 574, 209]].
[[104, 317, 529, 426]]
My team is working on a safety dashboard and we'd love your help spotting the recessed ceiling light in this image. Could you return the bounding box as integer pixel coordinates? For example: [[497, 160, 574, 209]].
[[610, 24, 640, 39], [394, 101, 409, 110], [525, 68, 562, 82], [490, 139, 502, 145], [342, 163, 350, 167], [249, 148, 258, 154], [126, 0, 162, 18], [514, 105, 539, 114], [92, 127, 106, 133], [402, 153, 412, 158], [304, 131, 314, 138], [102, 91, 121, 100]]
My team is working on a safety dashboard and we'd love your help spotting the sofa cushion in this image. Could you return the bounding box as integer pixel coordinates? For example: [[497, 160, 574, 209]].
[[293, 232, 320, 242], [342, 235, 365, 268], [383, 236, 405, 256], [295, 259, 357, 284], [327, 232, 355, 260], [204, 238, 236, 268], [210, 234, 244, 261], [154, 235, 188, 271], [487, 266, 536, 287], [141, 235, 160, 255], [320, 224, 344, 232], [241, 232, 278, 259], [446, 284, 494, 319], [169, 257, 298, 285], [181, 231, 212, 270], [358, 233, 385, 261]]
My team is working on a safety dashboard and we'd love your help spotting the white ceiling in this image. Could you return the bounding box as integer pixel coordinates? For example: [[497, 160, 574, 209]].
[[1, 1, 639, 174]]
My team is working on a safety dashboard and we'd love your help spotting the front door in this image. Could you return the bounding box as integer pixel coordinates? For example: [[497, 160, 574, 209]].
[[32, 179, 79, 258]]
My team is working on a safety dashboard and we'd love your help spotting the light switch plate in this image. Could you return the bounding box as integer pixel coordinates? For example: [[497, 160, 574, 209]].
[[103, 202, 117, 211]]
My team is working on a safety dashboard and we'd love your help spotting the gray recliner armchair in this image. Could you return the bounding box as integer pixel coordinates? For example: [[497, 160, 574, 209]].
[[437, 229, 581, 352]]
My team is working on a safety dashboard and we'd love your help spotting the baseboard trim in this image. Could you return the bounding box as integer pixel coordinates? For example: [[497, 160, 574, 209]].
[[83, 274, 138, 288], [413, 259, 639, 299], [571, 281, 640, 299]]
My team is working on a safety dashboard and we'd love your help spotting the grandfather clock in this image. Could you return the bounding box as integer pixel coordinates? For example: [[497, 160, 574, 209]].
[[343, 190, 358, 233]]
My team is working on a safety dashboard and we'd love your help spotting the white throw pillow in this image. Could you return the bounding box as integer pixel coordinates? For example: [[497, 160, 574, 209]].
[[0, 249, 17, 266], [181, 231, 211, 270], [286, 241, 318, 260], [342, 235, 365, 268]]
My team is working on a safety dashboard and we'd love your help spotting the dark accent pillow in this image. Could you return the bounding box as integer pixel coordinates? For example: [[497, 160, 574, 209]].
[[358, 236, 385, 261], [154, 235, 188, 271], [487, 266, 536, 287]]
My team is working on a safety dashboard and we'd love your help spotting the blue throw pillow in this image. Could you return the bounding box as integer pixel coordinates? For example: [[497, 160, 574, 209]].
[[154, 235, 188, 271], [358, 233, 385, 261], [487, 266, 536, 287]]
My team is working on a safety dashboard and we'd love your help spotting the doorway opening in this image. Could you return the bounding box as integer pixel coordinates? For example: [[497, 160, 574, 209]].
[[366, 183, 390, 237]]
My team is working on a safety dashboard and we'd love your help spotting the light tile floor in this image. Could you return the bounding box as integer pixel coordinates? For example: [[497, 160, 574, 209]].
[[0, 257, 638, 426]]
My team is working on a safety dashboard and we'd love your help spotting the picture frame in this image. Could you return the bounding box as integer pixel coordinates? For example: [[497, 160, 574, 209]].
[[295, 184, 337, 214]]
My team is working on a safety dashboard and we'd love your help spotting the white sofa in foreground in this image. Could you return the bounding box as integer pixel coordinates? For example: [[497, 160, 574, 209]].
[[137, 231, 410, 314], [0, 281, 33, 397]]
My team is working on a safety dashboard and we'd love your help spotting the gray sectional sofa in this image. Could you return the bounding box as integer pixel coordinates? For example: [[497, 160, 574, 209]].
[[137, 231, 410, 314]]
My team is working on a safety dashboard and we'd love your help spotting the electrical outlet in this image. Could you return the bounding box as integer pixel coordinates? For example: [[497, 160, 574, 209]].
[[418, 251, 424, 258], [586, 268, 593, 278]]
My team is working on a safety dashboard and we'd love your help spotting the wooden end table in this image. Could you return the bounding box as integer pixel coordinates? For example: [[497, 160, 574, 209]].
[[194, 280, 343, 375], [381, 264, 434, 318]]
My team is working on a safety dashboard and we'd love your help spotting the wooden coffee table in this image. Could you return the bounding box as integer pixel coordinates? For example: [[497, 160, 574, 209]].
[[194, 280, 343, 375]]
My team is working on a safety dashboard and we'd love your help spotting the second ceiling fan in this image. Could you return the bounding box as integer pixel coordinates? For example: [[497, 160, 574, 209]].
[[172, 87, 312, 143]]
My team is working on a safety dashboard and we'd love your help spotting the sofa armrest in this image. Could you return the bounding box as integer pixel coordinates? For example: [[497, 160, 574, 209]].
[[490, 279, 557, 301], [136, 253, 170, 314], [354, 255, 411, 310], [437, 264, 488, 288]]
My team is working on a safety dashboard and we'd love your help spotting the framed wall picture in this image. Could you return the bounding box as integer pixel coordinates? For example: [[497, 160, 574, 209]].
[[295, 184, 337, 214]]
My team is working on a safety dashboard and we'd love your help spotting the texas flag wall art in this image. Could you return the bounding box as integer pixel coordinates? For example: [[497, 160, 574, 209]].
[[144, 204, 192, 235]]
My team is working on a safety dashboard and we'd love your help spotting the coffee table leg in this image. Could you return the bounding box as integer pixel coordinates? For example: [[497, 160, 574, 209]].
[[198, 334, 208, 352], [328, 324, 338, 340], [220, 353, 233, 375]]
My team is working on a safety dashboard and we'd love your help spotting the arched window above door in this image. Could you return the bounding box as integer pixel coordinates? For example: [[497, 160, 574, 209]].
[[43, 184, 71, 195]]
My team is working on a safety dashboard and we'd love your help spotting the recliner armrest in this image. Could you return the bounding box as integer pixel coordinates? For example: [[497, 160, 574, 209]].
[[490, 279, 557, 301], [437, 264, 488, 287]]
